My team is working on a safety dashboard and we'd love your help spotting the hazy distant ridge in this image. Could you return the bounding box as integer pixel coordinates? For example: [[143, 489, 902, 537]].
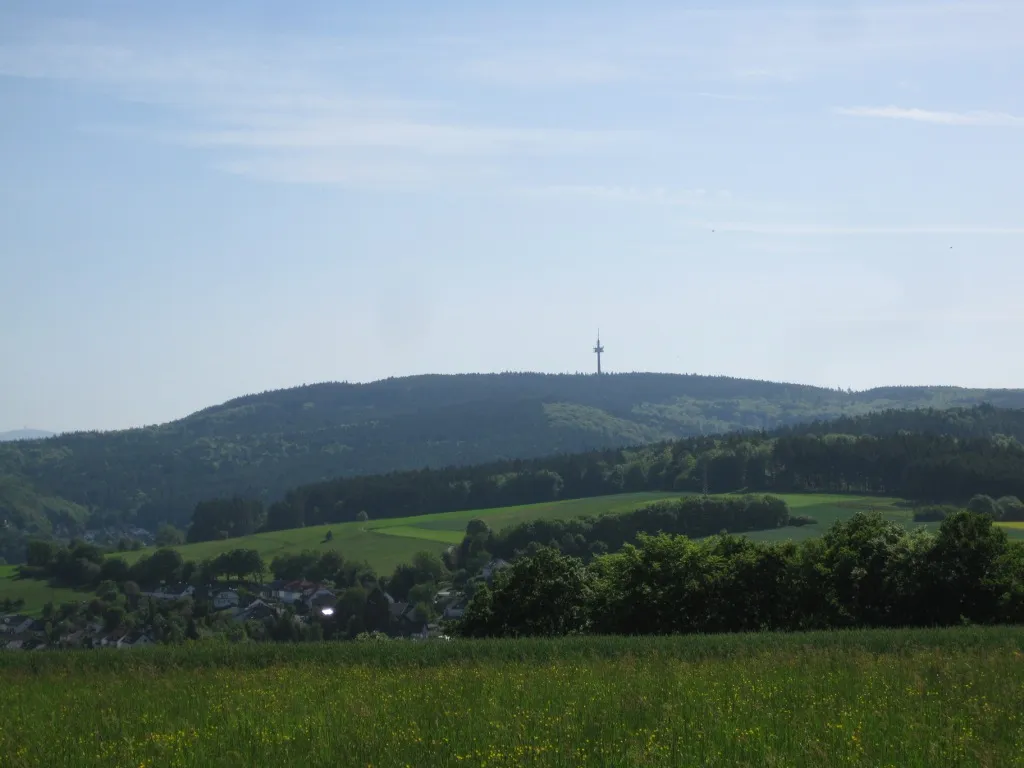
[[2, 372, 1024, 541], [0, 429, 54, 442]]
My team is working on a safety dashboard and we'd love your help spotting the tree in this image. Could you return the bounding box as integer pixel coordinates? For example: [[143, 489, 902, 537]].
[[216, 549, 265, 581], [99, 557, 130, 584], [385, 564, 418, 602], [271, 550, 320, 581], [459, 547, 594, 638], [26, 539, 56, 568], [187, 497, 266, 543], [155, 524, 185, 547], [925, 511, 1009, 625], [998, 496, 1024, 521], [310, 550, 345, 583], [967, 494, 1000, 520], [412, 550, 446, 583], [140, 548, 184, 585]]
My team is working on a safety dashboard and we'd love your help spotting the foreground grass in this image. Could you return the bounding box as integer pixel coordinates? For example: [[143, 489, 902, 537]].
[[2, 628, 1023, 767]]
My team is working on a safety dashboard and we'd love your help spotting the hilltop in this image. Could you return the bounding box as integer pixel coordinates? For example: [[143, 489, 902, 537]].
[[2, 372, 1024, 544], [0, 429, 54, 442]]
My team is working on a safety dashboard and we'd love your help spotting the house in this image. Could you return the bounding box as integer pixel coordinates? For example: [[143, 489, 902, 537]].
[[388, 602, 422, 635], [1, 615, 34, 634], [99, 629, 129, 648], [261, 580, 286, 600], [304, 588, 336, 610], [443, 601, 467, 620], [267, 580, 318, 604], [141, 584, 195, 600], [1, 632, 34, 651], [59, 630, 86, 649], [434, 589, 464, 610], [117, 631, 153, 650], [414, 623, 448, 641], [482, 558, 511, 583], [232, 599, 280, 623], [212, 590, 241, 610]]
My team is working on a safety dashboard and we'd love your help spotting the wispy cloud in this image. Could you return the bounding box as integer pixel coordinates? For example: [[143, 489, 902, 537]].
[[0, 25, 646, 188], [182, 123, 643, 156], [524, 185, 724, 205], [835, 106, 1024, 126]]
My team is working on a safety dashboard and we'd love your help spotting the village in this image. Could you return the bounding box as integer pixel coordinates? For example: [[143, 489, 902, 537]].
[[0, 557, 512, 651]]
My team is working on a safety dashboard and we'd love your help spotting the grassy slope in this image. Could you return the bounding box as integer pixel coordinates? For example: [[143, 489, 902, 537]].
[[2, 628, 1021, 767], [0, 566, 91, 616], [118, 491, 1024, 573], [117, 492, 683, 572]]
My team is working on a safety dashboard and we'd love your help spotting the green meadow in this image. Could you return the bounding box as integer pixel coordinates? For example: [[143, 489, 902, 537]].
[[117, 491, 685, 573], [0, 566, 88, 615], [2, 627, 1022, 767]]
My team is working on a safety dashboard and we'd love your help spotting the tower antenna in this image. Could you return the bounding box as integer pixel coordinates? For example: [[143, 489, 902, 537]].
[[593, 331, 604, 376]]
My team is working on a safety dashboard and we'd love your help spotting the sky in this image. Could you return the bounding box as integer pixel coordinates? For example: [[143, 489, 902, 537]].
[[1, 0, 1023, 433]]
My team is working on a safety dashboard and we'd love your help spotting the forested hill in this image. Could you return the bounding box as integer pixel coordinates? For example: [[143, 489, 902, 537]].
[[2, 372, 1024, 539], [214, 403, 1024, 541]]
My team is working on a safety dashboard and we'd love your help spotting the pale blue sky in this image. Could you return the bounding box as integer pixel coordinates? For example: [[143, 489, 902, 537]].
[[2, 1, 1023, 432]]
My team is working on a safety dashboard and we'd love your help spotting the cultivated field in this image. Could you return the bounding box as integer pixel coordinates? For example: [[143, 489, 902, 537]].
[[1, 627, 1022, 767]]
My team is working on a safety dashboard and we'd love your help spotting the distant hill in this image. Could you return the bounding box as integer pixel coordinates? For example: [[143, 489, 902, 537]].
[[2, 372, 1024, 538], [0, 429, 54, 442]]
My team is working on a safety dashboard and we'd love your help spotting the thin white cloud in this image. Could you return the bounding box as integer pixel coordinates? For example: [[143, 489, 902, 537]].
[[183, 123, 643, 156], [0, 28, 646, 187], [836, 106, 1024, 126], [525, 185, 716, 205]]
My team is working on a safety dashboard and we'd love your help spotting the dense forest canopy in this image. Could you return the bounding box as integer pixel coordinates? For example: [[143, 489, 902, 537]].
[[2, 373, 1024, 552], [180, 404, 1024, 544]]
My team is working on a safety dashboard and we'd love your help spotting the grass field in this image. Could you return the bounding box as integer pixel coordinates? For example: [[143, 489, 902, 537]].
[[1, 627, 1022, 767], [117, 492, 685, 573], [120, 492, 925, 574], [0, 565, 91, 616]]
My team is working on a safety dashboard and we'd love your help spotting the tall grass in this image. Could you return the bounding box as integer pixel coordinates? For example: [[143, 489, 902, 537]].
[[2, 627, 1023, 766]]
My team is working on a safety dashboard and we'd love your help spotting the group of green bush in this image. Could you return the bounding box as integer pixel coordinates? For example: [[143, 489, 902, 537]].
[[459, 510, 1024, 638]]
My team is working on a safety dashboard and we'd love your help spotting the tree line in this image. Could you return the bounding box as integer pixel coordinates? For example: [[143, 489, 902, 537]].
[[185, 405, 1024, 543], [457, 510, 1024, 637], [448, 496, 793, 573]]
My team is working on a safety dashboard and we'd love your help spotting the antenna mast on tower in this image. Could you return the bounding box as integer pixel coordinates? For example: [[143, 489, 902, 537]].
[[593, 331, 604, 376]]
